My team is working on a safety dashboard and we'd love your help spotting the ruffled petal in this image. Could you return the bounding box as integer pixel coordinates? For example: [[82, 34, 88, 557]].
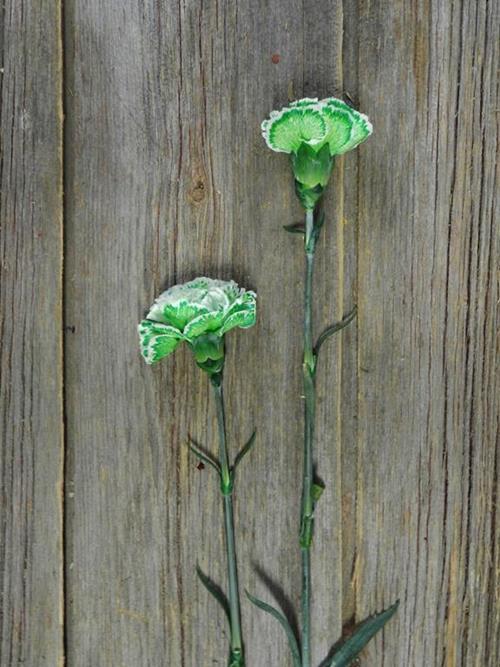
[[138, 278, 256, 366], [335, 112, 373, 154], [321, 106, 353, 155], [262, 106, 326, 154], [138, 320, 182, 364], [321, 97, 373, 154], [219, 302, 257, 335], [182, 310, 226, 341]]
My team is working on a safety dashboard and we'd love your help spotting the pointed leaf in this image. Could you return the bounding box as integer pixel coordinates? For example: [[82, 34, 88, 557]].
[[196, 566, 231, 626], [311, 481, 325, 503], [314, 306, 357, 356], [246, 591, 301, 667], [188, 436, 221, 475], [233, 430, 257, 471], [328, 600, 399, 667], [283, 222, 306, 235]]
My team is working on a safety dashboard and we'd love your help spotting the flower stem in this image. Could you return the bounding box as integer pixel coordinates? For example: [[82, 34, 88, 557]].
[[300, 208, 316, 667], [211, 376, 244, 667]]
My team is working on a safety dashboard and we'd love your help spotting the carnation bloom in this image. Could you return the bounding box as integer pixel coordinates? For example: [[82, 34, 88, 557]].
[[138, 277, 256, 373], [261, 97, 372, 156], [261, 97, 373, 209]]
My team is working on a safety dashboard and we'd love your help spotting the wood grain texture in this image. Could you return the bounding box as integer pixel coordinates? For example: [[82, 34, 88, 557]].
[[0, 1, 64, 665], [63, 0, 499, 664], [1, 0, 497, 665], [354, 1, 499, 665]]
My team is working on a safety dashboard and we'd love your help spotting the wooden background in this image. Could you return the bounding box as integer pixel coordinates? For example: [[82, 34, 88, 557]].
[[1, 1, 498, 665]]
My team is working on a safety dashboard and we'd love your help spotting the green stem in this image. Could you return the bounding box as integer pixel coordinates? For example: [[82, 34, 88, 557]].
[[211, 377, 244, 667], [300, 208, 316, 667]]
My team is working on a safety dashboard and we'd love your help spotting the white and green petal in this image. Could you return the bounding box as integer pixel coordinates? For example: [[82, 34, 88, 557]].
[[321, 97, 373, 154], [147, 284, 209, 328], [219, 306, 256, 336], [138, 278, 257, 368], [262, 106, 326, 154], [262, 96, 372, 158], [138, 320, 183, 365], [289, 97, 319, 109], [219, 292, 257, 335], [183, 310, 227, 341], [223, 290, 257, 319], [321, 106, 353, 155], [335, 111, 372, 154]]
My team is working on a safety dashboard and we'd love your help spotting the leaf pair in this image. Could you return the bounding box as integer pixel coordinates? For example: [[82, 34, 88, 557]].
[[188, 430, 257, 482], [246, 590, 399, 667]]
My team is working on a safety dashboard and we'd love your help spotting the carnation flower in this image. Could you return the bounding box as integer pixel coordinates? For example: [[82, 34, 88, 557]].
[[261, 97, 372, 209], [138, 277, 256, 373], [262, 96, 372, 156]]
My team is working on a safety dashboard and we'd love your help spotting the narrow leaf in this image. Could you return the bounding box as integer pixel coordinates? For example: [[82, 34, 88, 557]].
[[328, 600, 399, 667], [188, 436, 221, 475], [196, 566, 231, 625], [314, 306, 357, 356], [283, 222, 306, 235], [233, 430, 257, 471], [311, 481, 325, 503], [246, 591, 301, 667]]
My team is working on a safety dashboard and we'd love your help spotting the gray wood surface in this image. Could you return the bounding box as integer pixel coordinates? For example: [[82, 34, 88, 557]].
[[0, 1, 64, 665], [1, 0, 498, 665]]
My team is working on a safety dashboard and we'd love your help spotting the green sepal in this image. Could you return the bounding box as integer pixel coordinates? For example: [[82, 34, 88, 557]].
[[197, 357, 225, 375], [191, 332, 224, 363], [294, 181, 325, 211], [283, 222, 306, 235], [187, 436, 221, 475], [196, 565, 231, 626], [292, 146, 333, 209], [291, 143, 334, 189], [327, 600, 399, 667], [311, 481, 325, 503], [245, 591, 301, 667], [190, 333, 225, 375], [209, 371, 222, 388]]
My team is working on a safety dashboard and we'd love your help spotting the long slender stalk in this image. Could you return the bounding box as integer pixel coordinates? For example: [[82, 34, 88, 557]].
[[300, 208, 317, 667], [211, 377, 244, 667]]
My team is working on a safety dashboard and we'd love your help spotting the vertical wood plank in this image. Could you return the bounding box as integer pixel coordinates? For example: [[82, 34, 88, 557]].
[[0, 1, 64, 665], [336, 0, 363, 629], [355, 0, 499, 664]]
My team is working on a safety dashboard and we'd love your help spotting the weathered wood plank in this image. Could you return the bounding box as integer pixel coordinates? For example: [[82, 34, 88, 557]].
[[355, 0, 499, 664], [63, 0, 498, 665], [0, 1, 64, 665]]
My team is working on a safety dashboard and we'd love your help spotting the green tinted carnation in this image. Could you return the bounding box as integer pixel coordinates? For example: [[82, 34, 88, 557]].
[[261, 96, 372, 156], [262, 97, 373, 209], [138, 277, 256, 366]]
